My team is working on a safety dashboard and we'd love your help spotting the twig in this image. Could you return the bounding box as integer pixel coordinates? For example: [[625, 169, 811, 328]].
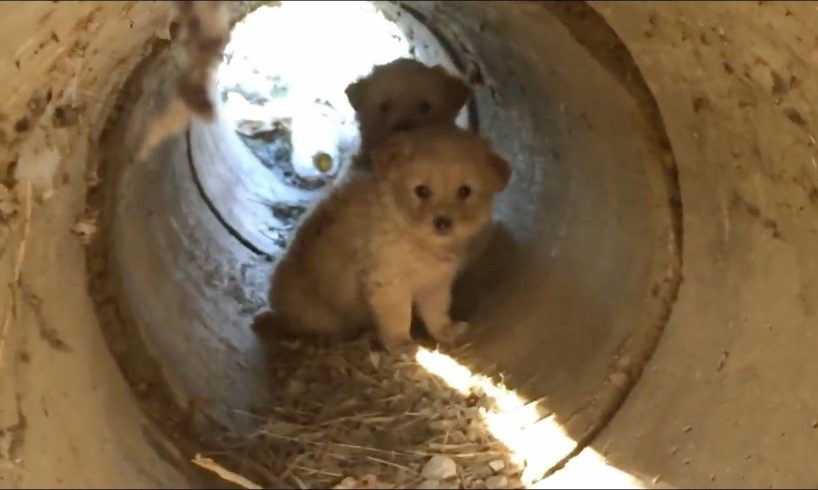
[[317, 411, 384, 427], [365, 455, 418, 474], [291, 473, 307, 490], [428, 442, 481, 451], [213, 451, 289, 489], [231, 409, 268, 421], [191, 454, 263, 489], [378, 394, 405, 403], [291, 465, 342, 478], [392, 416, 426, 431]]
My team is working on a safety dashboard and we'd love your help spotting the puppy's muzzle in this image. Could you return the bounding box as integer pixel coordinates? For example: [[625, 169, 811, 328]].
[[433, 215, 453, 234], [392, 120, 413, 132]]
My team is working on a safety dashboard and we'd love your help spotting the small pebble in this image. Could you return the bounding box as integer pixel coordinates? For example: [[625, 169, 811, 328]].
[[486, 475, 508, 488], [368, 349, 381, 368], [488, 459, 505, 473], [473, 464, 494, 479], [608, 372, 628, 387], [466, 420, 483, 442], [421, 455, 458, 481], [447, 430, 468, 444], [335, 476, 357, 489]]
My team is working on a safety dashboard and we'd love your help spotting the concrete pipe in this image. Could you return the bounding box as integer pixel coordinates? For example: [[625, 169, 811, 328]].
[[0, 1, 816, 488]]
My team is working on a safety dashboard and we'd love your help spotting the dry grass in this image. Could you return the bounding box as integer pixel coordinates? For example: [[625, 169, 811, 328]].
[[200, 337, 526, 489], [192, 454, 263, 489]]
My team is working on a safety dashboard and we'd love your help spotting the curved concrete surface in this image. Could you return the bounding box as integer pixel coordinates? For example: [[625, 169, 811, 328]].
[[0, 1, 816, 488]]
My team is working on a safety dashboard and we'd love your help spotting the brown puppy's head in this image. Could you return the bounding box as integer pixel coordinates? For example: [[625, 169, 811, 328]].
[[370, 125, 511, 248], [346, 58, 472, 151]]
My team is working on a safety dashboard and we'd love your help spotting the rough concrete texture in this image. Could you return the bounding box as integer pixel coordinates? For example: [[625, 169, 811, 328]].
[[0, 0, 815, 488]]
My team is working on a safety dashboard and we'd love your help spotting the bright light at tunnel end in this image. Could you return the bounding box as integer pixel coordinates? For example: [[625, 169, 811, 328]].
[[217, 1, 413, 185]]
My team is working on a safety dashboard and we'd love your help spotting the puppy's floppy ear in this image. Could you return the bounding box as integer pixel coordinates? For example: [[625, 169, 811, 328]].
[[345, 78, 368, 111], [486, 151, 512, 192], [370, 133, 413, 180], [431, 65, 472, 112]]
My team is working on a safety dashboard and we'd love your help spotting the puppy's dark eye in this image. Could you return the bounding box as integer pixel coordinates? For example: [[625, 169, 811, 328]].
[[419, 101, 431, 115], [457, 185, 472, 200], [379, 101, 390, 113], [414, 184, 431, 200]]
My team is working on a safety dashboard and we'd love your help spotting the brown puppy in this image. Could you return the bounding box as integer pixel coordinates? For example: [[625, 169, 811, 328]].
[[345, 58, 472, 163], [254, 125, 511, 352]]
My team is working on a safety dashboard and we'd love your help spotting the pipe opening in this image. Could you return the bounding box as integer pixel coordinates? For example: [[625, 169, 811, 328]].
[[88, 1, 682, 488]]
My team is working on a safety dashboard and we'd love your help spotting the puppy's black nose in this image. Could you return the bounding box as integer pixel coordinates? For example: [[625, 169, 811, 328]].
[[393, 120, 412, 132], [433, 215, 452, 232]]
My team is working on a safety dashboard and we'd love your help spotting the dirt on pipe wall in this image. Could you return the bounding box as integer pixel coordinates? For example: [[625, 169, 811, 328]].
[[0, 1, 815, 488]]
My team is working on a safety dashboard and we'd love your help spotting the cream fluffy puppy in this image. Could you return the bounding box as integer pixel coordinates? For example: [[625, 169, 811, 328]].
[[254, 125, 511, 351], [345, 58, 472, 164], [342, 58, 493, 269]]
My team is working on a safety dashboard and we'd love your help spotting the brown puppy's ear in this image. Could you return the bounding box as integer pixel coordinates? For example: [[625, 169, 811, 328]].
[[431, 65, 472, 112], [486, 151, 512, 192], [370, 133, 413, 180], [345, 79, 368, 112]]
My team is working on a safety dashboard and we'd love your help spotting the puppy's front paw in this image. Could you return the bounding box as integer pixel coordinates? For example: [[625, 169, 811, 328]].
[[433, 321, 470, 344], [251, 310, 285, 337], [252, 310, 274, 331], [379, 335, 417, 356]]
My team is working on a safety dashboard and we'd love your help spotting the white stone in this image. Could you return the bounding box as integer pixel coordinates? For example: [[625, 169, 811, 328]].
[[334, 476, 358, 489], [486, 475, 508, 488], [421, 455, 458, 481]]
